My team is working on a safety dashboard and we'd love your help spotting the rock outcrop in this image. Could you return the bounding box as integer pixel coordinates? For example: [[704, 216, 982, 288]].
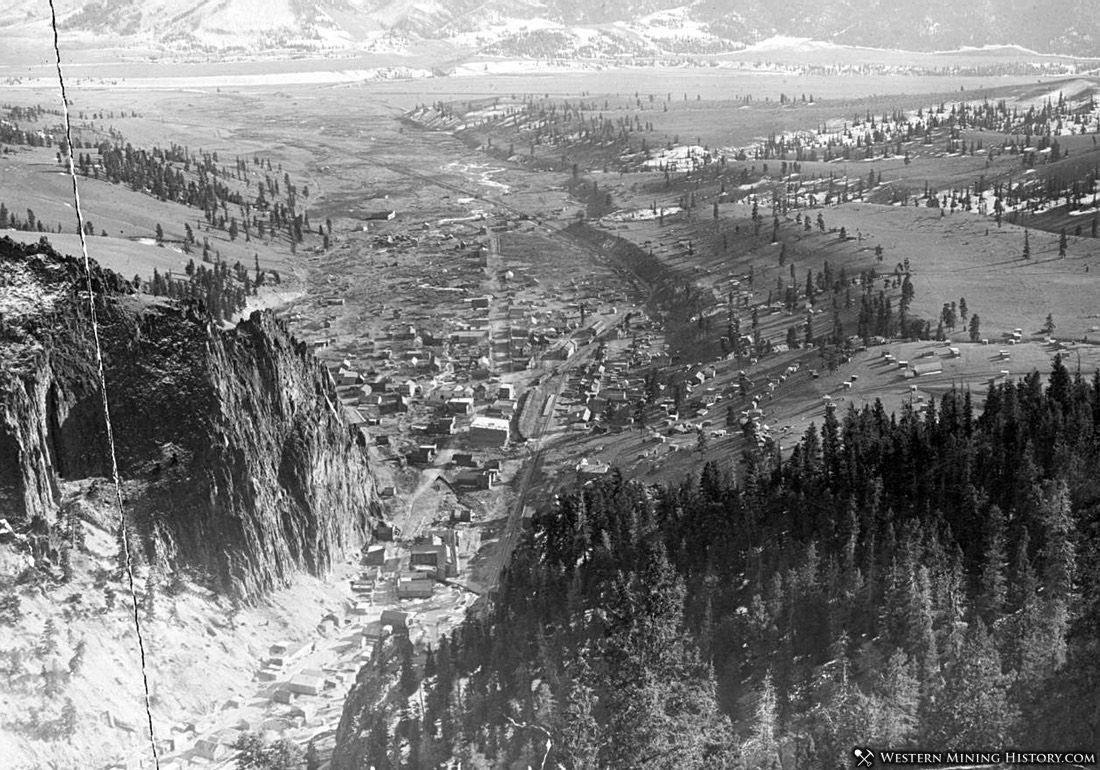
[[0, 236, 380, 597]]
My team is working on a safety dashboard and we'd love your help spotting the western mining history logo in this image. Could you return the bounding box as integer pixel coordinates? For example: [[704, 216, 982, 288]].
[[853, 747, 875, 767], [851, 747, 1099, 767]]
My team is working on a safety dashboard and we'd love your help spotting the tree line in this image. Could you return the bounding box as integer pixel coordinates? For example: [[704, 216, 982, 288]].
[[72, 140, 316, 251], [145, 255, 266, 323]]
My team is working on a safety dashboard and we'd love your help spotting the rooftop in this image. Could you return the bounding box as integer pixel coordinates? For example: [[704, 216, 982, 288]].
[[470, 416, 510, 430]]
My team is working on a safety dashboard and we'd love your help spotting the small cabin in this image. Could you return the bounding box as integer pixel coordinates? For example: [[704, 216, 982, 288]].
[[362, 545, 386, 567], [287, 674, 325, 697]]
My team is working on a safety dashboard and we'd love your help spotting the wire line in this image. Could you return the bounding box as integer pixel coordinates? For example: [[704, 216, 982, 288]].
[[46, 2, 161, 767]]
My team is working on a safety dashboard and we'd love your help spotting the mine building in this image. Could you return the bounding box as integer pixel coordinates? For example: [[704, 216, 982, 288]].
[[446, 396, 475, 415], [379, 393, 407, 414], [487, 399, 517, 419], [577, 460, 612, 477], [911, 361, 943, 377], [268, 640, 314, 669], [431, 416, 457, 435], [287, 673, 325, 696], [452, 452, 478, 467], [469, 415, 510, 447], [397, 576, 435, 599], [409, 543, 452, 576], [362, 544, 387, 567], [455, 469, 494, 490]]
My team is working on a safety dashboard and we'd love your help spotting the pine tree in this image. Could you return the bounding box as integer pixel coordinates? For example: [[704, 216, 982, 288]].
[[743, 671, 780, 768], [1048, 352, 1071, 407], [1009, 527, 1038, 614], [41, 663, 62, 699], [910, 565, 941, 714], [560, 662, 600, 770], [804, 641, 874, 767], [144, 567, 158, 620], [873, 649, 919, 743], [60, 542, 73, 583], [0, 592, 22, 626], [68, 639, 86, 677], [39, 618, 60, 658], [58, 697, 78, 740], [1039, 480, 1076, 603], [822, 405, 841, 479], [1010, 595, 1069, 708], [977, 505, 1008, 623], [930, 621, 1014, 744], [305, 741, 321, 770], [399, 645, 417, 696], [597, 544, 733, 769]]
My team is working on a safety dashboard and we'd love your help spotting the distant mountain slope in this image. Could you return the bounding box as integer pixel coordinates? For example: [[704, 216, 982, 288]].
[[2, 0, 1097, 57]]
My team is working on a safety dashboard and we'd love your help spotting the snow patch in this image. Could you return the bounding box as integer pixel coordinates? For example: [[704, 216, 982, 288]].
[[604, 206, 683, 222], [443, 162, 511, 193]]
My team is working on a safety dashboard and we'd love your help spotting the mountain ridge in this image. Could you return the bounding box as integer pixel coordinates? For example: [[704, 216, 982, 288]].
[[4, 0, 1098, 59]]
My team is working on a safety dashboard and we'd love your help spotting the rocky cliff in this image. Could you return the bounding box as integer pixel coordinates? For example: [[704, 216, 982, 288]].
[[0, 235, 380, 597]]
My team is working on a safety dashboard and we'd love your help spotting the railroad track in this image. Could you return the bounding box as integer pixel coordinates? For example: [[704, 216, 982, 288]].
[[477, 365, 569, 605]]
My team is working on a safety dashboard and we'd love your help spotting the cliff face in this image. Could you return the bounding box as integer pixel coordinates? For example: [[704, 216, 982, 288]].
[[0, 236, 380, 597]]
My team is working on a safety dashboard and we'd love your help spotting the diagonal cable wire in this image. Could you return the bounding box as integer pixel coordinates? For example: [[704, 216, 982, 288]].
[[46, 2, 161, 767]]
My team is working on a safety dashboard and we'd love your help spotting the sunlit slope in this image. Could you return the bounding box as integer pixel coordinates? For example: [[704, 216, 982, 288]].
[[1, 0, 1098, 56]]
